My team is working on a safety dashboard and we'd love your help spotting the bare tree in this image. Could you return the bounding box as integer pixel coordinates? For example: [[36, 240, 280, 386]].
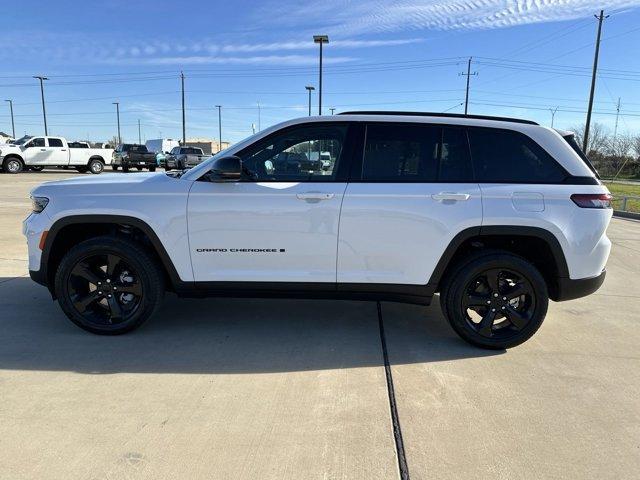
[[633, 134, 640, 159], [570, 122, 610, 156]]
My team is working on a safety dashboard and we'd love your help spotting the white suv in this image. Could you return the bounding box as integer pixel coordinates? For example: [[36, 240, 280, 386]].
[[23, 112, 612, 349]]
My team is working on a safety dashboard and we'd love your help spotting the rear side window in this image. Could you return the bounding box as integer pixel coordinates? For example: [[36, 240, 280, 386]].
[[48, 138, 63, 147], [468, 128, 566, 183], [361, 123, 473, 182]]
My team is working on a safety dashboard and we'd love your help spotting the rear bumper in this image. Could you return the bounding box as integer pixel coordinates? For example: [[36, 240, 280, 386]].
[[554, 270, 606, 302]]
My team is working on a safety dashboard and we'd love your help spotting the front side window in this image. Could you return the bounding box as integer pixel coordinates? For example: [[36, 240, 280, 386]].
[[468, 128, 566, 183], [239, 124, 347, 182], [361, 123, 473, 182], [48, 138, 64, 147], [29, 137, 45, 148]]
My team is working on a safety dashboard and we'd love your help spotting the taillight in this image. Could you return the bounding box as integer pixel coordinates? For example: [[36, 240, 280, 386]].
[[570, 193, 612, 209]]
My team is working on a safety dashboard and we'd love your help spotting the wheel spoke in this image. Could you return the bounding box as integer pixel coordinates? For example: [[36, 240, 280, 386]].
[[478, 309, 497, 337], [464, 293, 490, 308], [114, 282, 142, 296], [484, 269, 502, 293], [71, 262, 103, 285], [105, 254, 121, 277], [504, 282, 528, 300], [504, 307, 529, 329], [72, 290, 101, 313], [107, 296, 123, 322]]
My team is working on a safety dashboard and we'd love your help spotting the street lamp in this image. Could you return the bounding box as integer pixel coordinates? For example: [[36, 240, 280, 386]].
[[305, 86, 315, 116], [4, 100, 15, 138], [313, 35, 329, 115], [112, 102, 121, 144], [329, 107, 335, 115], [33, 76, 48, 135], [215, 105, 222, 153]]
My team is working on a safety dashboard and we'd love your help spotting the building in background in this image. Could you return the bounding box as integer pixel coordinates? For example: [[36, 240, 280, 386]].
[[184, 138, 230, 155], [0, 131, 14, 143]]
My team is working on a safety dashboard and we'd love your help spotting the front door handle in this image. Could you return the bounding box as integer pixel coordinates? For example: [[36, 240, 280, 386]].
[[40, 148, 46, 151], [296, 192, 335, 201], [431, 192, 470, 201]]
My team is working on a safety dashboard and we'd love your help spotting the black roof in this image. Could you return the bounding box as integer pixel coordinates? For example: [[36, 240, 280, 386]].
[[337, 111, 538, 126]]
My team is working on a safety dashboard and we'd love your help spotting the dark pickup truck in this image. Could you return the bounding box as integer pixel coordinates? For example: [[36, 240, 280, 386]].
[[112, 144, 157, 172], [164, 146, 208, 170]]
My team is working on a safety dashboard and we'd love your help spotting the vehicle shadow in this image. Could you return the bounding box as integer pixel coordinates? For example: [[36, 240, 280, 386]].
[[0, 277, 503, 375]]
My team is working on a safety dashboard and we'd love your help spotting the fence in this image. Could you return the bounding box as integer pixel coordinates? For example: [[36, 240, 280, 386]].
[[612, 195, 640, 215]]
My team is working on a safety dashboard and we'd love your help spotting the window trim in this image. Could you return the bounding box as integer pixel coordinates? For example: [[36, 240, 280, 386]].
[[232, 121, 357, 183]]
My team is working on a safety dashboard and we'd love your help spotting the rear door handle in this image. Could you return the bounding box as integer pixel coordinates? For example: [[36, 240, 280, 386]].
[[431, 192, 470, 201], [296, 192, 335, 201], [40, 149, 46, 151]]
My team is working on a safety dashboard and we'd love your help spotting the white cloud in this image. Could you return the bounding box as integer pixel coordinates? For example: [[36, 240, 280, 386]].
[[106, 54, 357, 66], [254, 0, 640, 34]]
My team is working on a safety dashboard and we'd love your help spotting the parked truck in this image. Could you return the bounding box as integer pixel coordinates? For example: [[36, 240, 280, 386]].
[[111, 144, 157, 172], [0, 136, 113, 174]]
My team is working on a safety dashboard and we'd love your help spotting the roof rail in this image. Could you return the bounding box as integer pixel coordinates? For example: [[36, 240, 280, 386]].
[[337, 111, 539, 126]]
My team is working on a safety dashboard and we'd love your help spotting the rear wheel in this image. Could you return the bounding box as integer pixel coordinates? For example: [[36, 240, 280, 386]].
[[88, 158, 104, 174], [3, 157, 23, 173], [54, 236, 164, 335], [441, 252, 548, 349], [149, 166, 156, 172]]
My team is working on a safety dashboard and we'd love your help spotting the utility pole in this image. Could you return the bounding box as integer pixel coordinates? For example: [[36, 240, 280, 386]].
[[329, 107, 335, 115], [4, 99, 15, 138], [460, 57, 477, 115], [583, 10, 608, 153], [313, 35, 329, 115], [257, 101, 261, 131], [612, 97, 621, 142], [112, 102, 121, 144], [305, 86, 315, 116], [33, 76, 48, 135], [138, 119, 142, 144], [181, 71, 186, 144], [549, 106, 559, 128], [215, 105, 222, 153]]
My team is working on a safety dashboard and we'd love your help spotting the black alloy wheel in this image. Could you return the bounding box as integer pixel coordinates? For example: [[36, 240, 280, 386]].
[[462, 268, 535, 340], [55, 237, 164, 334], [442, 252, 548, 349]]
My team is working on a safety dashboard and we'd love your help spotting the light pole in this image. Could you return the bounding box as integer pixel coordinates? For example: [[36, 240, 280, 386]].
[[329, 107, 335, 115], [33, 76, 48, 135], [305, 86, 315, 116], [257, 101, 261, 131], [112, 102, 121, 144], [313, 35, 329, 115], [215, 105, 222, 153], [4, 100, 15, 138]]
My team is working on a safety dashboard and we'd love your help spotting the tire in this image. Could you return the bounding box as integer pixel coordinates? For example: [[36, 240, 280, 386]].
[[440, 251, 548, 349], [88, 158, 104, 174], [122, 165, 129, 172], [112, 165, 119, 171], [3, 157, 23, 174], [149, 166, 156, 172], [30, 165, 45, 172], [54, 236, 165, 335]]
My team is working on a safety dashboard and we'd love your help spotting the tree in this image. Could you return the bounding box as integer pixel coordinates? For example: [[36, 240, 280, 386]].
[[570, 122, 610, 157]]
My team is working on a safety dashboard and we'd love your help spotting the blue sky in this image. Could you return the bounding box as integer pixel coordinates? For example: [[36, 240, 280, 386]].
[[1, 0, 640, 143]]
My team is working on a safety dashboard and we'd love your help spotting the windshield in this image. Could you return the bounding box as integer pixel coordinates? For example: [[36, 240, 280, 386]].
[[13, 135, 32, 145]]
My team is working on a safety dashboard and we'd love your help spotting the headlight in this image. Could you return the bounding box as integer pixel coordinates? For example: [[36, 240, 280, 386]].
[[31, 196, 49, 213]]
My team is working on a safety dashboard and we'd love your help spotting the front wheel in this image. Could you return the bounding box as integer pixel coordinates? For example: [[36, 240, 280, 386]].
[[54, 236, 165, 335], [441, 252, 548, 349], [3, 157, 24, 173]]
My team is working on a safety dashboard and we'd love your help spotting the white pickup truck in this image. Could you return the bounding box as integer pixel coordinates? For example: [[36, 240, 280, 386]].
[[0, 136, 113, 174]]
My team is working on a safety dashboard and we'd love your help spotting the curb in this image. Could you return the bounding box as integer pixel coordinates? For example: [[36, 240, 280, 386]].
[[614, 210, 640, 220]]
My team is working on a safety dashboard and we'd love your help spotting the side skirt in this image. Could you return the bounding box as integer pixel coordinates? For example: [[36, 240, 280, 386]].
[[174, 281, 435, 306]]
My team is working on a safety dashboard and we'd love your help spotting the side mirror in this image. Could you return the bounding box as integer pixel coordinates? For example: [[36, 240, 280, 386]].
[[210, 155, 242, 182]]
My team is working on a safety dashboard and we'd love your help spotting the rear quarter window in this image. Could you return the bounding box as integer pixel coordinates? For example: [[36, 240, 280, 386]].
[[468, 128, 567, 183]]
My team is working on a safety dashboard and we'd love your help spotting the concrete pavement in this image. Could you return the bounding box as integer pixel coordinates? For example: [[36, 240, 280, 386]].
[[1, 171, 639, 479]]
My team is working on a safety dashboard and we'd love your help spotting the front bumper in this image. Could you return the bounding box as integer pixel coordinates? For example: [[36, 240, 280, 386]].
[[554, 270, 606, 302]]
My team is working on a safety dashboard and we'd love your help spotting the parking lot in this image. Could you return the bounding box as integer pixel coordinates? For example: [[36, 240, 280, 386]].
[[1, 170, 639, 479]]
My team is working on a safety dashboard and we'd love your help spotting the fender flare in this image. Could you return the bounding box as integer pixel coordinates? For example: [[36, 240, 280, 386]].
[[427, 225, 569, 287], [39, 214, 184, 291]]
